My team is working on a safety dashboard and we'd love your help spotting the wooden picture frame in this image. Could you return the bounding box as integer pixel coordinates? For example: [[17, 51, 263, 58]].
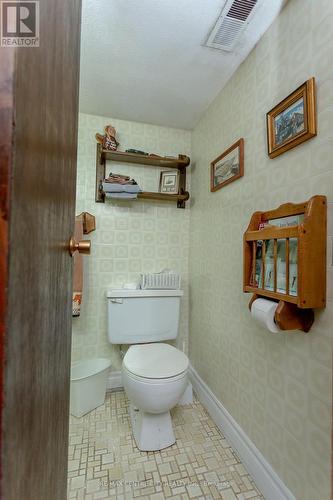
[[210, 138, 244, 192], [159, 170, 179, 194], [266, 77, 317, 159]]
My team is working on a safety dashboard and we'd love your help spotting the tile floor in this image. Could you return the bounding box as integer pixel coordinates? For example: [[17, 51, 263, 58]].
[[68, 391, 264, 500]]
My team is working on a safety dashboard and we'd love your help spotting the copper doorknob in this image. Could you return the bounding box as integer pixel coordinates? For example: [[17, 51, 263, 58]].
[[69, 237, 91, 256]]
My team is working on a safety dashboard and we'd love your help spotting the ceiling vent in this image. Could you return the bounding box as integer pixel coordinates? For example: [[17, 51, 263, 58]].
[[205, 0, 259, 52]]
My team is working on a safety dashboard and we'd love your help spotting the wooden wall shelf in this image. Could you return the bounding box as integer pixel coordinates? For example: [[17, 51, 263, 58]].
[[101, 149, 190, 168], [95, 144, 190, 208], [243, 195, 327, 332]]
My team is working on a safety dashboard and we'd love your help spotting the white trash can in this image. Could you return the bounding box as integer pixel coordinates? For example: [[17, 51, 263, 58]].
[[70, 358, 111, 417]]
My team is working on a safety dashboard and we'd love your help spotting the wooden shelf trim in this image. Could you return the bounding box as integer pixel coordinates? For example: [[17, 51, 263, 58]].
[[262, 201, 308, 220], [103, 190, 190, 203], [245, 225, 299, 241], [101, 149, 190, 169], [138, 191, 189, 202], [244, 286, 298, 304]]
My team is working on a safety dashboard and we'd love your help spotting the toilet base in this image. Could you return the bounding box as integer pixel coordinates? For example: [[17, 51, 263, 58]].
[[129, 405, 175, 451]]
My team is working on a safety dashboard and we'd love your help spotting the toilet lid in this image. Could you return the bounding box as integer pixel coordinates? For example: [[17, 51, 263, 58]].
[[123, 343, 189, 379]]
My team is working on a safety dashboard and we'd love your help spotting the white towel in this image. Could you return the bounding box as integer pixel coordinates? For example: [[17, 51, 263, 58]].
[[102, 182, 141, 194], [105, 192, 139, 200]]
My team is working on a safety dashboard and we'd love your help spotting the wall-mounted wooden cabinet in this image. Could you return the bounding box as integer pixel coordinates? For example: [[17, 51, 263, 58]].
[[95, 144, 190, 209], [243, 195, 327, 332]]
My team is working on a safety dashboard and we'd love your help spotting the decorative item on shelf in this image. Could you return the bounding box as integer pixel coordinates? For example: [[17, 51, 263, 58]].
[[266, 77, 317, 158], [243, 195, 327, 333], [159, 170, 179, 194], [125, 149, 148, 155], [95, 124, 119, 151], [210, 138, 244, 192]]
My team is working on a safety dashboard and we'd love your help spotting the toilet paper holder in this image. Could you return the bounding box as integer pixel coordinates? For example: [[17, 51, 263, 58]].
[[248, 294, 314, 333], [244, 195, 327, 333]]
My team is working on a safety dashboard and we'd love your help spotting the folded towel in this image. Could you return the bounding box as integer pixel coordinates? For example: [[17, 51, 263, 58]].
[[102, 182, 141, 194], [104, 172, 136, 185], [105, 192, 139, 200]]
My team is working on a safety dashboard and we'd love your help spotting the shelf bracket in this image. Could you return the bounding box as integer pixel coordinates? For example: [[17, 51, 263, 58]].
[[177, 167, 187, 209], [95, 143, 105, 202], [275, 300, 314, 333]]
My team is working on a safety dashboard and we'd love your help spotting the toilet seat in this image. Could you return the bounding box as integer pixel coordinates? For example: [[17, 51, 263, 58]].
[[123, 365, 187, 384], [123, 343, 188, 379]]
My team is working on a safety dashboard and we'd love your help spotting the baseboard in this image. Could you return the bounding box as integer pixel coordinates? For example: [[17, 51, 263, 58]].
[[107, 370, 123, 391], [189, 365, 295, 500]]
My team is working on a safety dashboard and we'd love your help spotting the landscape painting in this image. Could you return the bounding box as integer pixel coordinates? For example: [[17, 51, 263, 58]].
[[274, 97, 305, 146], [267, 77, 317, 158], [210, 138, 244, 192]]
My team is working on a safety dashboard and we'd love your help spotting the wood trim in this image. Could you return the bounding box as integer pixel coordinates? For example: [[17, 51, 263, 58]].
[[77, 212, 96, 234], [262, 201, 307, 220], [245, 225, 299, 241], [251, 242, 256, 286], [275, 301, 314, 333], [298, 196, 327, 308], [286, 238, 290, 295], [177, 166, 187, 209], [102, 150, 190, 169], [248, 294, 259, 312], [0, 50, 15, 497], [2, 1, 82, 498], [243, 212, 262, 290], [210, 138, 244, 192], [262, 241, 266, 289], [273, 239, 277, 292], [95, 143, 105, 202], [244, 286, 298, 304], [267, 77, 317, 159], [138, 191, 189, 202]]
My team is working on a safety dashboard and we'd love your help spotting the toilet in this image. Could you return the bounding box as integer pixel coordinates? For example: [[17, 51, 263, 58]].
[[107, 288, 189, 451]]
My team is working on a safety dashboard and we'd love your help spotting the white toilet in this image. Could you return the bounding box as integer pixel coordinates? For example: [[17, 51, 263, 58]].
[[107, 289, 189, 451]]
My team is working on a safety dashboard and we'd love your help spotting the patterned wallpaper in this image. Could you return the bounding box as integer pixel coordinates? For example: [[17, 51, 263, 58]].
[[72, 114, 191, 369], [189, 1, 333, 499]]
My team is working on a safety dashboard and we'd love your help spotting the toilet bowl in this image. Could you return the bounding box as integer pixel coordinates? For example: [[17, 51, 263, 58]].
[[122, 343, 189, 451]]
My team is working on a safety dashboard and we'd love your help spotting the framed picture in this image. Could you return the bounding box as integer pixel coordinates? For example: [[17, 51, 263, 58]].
[[210, 138, 244, 192], [266, 77, 317, 159], [159, 170, 179, 193]]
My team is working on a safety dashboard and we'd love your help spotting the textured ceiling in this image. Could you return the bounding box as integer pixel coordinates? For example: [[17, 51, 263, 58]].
[[79, 0, 286, 129]]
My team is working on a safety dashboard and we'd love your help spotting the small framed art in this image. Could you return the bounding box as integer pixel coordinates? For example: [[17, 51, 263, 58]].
[[159, 170, 179, 193], [266, 77, 317, 159], [210, 138, 244, 192]]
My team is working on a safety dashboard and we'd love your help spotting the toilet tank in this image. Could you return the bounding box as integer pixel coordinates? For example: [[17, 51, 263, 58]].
[[107, 289, 183, 344]]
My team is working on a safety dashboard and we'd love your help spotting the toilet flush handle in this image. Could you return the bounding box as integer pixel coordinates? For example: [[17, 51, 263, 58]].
[[110, 298, 123, 304], [69, 236, 91, 256]]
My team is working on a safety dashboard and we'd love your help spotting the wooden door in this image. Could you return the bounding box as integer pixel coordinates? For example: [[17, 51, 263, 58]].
[[0, 1, 82, 498]]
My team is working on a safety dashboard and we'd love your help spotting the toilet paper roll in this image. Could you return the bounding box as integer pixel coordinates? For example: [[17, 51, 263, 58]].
[[250, 298, 280, 333]]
